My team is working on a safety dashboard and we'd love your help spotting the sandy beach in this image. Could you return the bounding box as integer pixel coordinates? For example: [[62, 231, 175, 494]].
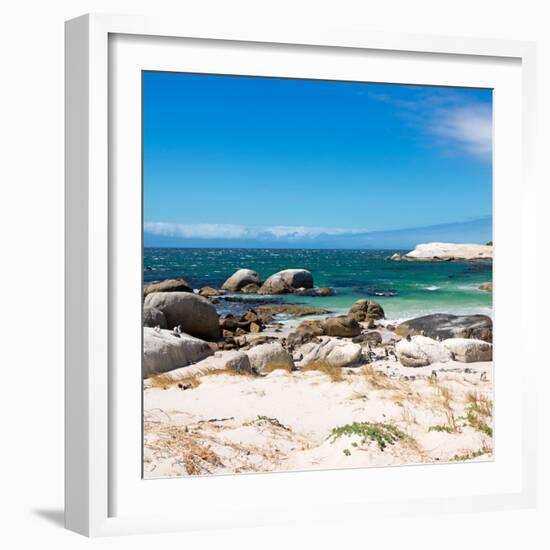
[[142, 248, 494, 478], [144, 347, 493, 478]]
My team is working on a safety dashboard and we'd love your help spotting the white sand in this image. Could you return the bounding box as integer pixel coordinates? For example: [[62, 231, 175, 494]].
[[144, 351, 493, 478]]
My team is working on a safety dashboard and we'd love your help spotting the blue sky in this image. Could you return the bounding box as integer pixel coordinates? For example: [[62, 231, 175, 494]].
[[143, 72, 492, 248]]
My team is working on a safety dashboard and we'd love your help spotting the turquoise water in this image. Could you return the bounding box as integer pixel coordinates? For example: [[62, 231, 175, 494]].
[[144, 248, 492, 322]]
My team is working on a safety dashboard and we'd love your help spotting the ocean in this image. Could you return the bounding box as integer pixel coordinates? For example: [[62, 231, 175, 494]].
[[143, 248, 492, 323]]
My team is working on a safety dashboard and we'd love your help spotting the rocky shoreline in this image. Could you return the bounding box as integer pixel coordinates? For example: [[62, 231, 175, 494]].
[[142, 264, 494, 477]]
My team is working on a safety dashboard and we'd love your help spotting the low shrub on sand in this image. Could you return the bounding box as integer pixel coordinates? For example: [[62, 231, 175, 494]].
[[451, 446, 492, 462], [328, 422, 406, 451]]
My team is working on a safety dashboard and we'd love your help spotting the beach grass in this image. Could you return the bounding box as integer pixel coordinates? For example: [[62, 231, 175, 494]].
[[149, 372, 202, 390], [363, 365, 402, 391], [302, 360, 344, 382]]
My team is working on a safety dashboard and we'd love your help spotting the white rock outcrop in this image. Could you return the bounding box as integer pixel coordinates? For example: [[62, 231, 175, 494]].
[[393, 242, 492, 262], [143, 328, 214, 378], [298, 337, 362, 368], [396, 335, 452, 367], [443, 338, 493, 362]]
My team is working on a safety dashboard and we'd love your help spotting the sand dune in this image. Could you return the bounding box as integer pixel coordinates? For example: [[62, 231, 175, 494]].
[[144, 354, 493, 478]]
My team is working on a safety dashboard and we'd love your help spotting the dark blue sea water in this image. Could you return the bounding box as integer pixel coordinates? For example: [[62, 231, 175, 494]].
[[143, 248, 492, 322]]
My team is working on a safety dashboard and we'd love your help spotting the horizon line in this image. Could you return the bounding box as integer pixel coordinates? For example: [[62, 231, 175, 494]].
[[143, 243, 489, 252]]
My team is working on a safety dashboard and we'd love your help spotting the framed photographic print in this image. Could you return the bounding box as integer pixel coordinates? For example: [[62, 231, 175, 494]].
[[65, 13, 537, 536]]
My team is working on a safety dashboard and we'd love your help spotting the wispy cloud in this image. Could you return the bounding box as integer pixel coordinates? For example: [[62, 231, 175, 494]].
[[368, 88, 492, 160], [429, 105, 492, 159], [144, 222, 366, 241]]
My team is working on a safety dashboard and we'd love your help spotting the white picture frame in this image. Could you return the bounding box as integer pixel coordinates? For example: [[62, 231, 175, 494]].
[[65, 12, 537, 537]]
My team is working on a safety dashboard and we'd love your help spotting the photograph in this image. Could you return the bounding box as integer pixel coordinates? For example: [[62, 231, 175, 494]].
[[141, 72, 494, 478]]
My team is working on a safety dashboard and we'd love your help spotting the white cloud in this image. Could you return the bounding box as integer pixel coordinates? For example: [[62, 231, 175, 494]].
[[144, 222, 249, 239], [144, 222, 366, 241], [368, 89, 493, 160], [430, 105, 492, 159]]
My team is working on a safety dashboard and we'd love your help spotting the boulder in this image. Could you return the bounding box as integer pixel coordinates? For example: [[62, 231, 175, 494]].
[[258, 269, 313, 294], [352, 331, 382, 345], [222, 269, 261, 292], [297, 319, 326, 336], [144, 291, 220, 341], [198, 286, 219, 297], [220, 315, 239, 332], [143, 305, 167, 329], [299, 338, 362, 368], [348, 299, 385, 321], [241, 334, 279, 348], [315, 287, 334, 297], [294, 287, 335, 297], [395, 313, 493, 343], [322, 316, 362, 337], [289, 316, 360, 342], [257, 276, 291, 294], [443, 338, 493, 362], [225, 351, 254, 374], [143, 278, 193, 298], [242, 310, 260, 323], [286, 330, 321, 349], [240, 283, 261, 294], [143, 328, 214, 377], [246, 343, 295, 374], [298, 319, 325, 332], [219, 310, 265, 336], [395, 335, 452, 367]]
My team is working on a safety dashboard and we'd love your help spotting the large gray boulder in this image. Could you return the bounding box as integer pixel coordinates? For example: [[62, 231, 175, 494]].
[[443, 338, 493, 362], [396, 335, 452, 367], [143, 291, 220, 341], [222, 269, 261, 292], [143, 278, 193, 298], [299, 338, 362, 368], [258, 269, 313, 294], [322, 316, 362, 337], [225, 351, 254, 374], [143, 305, 167, 329], [246, 343, 295, 374], [348, 299, 385, 321], [396, 313, 493, 343], [143, 328, 214, 378]]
